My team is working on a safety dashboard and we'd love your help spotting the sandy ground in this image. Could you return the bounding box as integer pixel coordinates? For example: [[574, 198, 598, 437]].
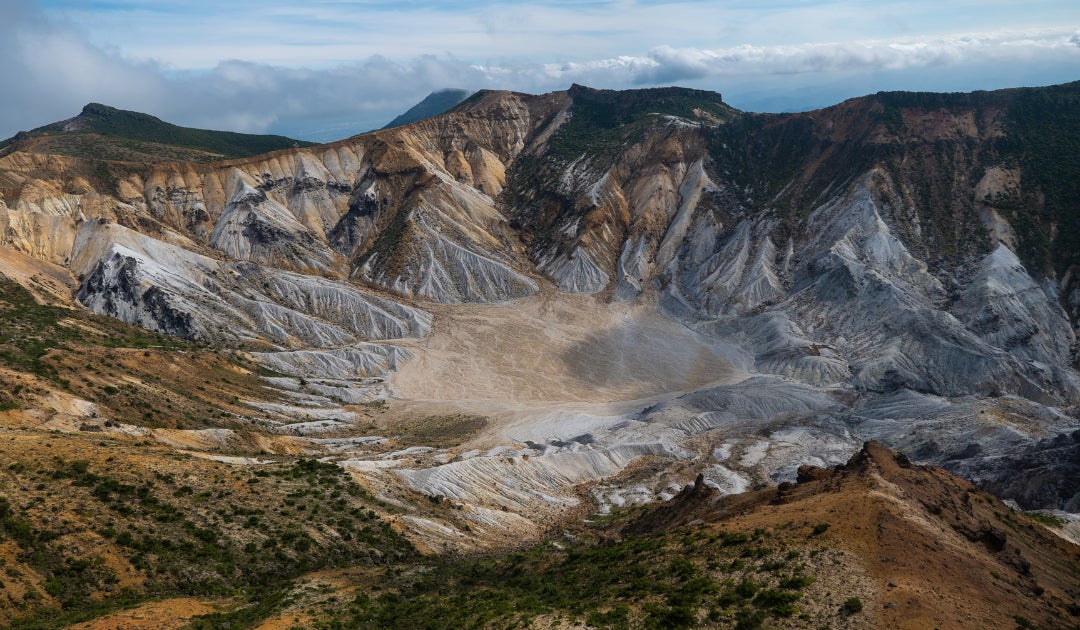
[[0, 246, 77, 304], [390, 292, 744, 404], [387, 291, 748, 445]]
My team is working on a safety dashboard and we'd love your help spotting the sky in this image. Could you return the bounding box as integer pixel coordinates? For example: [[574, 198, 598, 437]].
[[2, 0, 1079, 142]]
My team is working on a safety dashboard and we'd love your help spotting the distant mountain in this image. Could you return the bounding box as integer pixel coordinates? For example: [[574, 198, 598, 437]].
[[381, 89, 473, 129], [0, 102, 315, 162]]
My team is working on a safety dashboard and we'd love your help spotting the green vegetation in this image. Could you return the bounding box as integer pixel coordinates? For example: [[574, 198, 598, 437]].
[[310, 522, 826, 629], [713, 109, 851, 207], [393, 413, 488, 448], [548, 84, 736, 164], [868, 83, 1080, 271], [1, 487, 144, 625], [5, 133, 233, 165], [355, 201, 410, 269], [999, 82, 1080, 274], [7, 102, 314, 162], [0, 279, 186, 389], [1026, 512, 1065, 528], [699, 81, 1080, 272], [2, 455, 414, 629], [0, 278, 285, 429], [843, 596, 863, 613], [505, 85, 737, 253]]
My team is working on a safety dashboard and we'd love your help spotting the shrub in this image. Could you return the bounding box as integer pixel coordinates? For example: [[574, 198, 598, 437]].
[[1027, 512, 1064, 528], [753, 588, 800, 616]]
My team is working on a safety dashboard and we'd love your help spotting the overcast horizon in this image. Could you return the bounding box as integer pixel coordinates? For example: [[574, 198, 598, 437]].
[[2, 0, 1079, 142]]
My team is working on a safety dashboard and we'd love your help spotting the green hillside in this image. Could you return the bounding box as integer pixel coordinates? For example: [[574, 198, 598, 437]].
[[2, 103, 316, 162]]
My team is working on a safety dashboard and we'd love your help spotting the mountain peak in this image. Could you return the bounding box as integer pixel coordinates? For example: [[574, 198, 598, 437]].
[[561, 82, 734, 127], [56, 102, 165, 134], [6, 103, 315, 162], [567, 82, 724, 103], [81, 102, 119, 116], [381, 88, 474, 129]]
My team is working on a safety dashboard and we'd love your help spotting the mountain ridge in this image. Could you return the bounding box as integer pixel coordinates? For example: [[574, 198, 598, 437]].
[[0, 102, 315, 163]]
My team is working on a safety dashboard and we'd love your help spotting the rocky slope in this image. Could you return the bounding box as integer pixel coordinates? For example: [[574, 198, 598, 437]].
[[0, 81, 1079, 552], [619, 441, 1080, 630]]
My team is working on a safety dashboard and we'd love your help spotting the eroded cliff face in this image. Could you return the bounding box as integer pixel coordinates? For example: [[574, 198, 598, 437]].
[[0, 91, 552, 306], [1, 83, 1079, 547]]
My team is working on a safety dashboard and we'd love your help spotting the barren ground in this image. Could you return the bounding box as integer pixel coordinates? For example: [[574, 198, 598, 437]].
[[387, 291, 747, 446]]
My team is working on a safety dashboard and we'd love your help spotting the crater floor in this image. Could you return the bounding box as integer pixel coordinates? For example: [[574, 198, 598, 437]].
[[386, 291, 748, 445]]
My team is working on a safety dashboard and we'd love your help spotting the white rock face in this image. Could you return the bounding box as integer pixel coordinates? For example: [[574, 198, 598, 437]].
[[209, 179, 337, 272], [649, 173, 1079, 407], [74, 221, 430, 351], [954, 244, 1076, 368], [243, 266, 431, 340], [538, 248, 609, 294], [656, 159, 717, 269], [364, 223, 538, 304], [699, 313, 850, 386], [397, 444, 667, 510], [614, 236, 649, 300], [1, 97, 542, 307], [674, 220, 786, 316], [251, 344, 413, 380], [1, 200, 82, 266]]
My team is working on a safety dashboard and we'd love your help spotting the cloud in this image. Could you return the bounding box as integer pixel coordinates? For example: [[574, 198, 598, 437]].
[[0, 0, 490, 139], [165, 57, 494, 135], [563, 30, 1080, 85], [1, 0, 1078, 142], [0, 1, 169, 136]]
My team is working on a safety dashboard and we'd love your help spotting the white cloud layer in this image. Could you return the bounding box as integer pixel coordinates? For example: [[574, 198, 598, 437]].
[[554, 29, 1080, 84], [1, 0, 1078, 142]]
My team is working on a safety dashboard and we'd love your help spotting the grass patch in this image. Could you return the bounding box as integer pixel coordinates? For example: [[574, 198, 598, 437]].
[[0, 279, 188, 384], [392, 414, 489, 448], [1026, 512, 1065, 528]]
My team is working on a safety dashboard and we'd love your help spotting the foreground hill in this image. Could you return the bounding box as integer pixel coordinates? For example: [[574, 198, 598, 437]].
[[622, 441, 1080, 629], [157, 442, 1076, 629]]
